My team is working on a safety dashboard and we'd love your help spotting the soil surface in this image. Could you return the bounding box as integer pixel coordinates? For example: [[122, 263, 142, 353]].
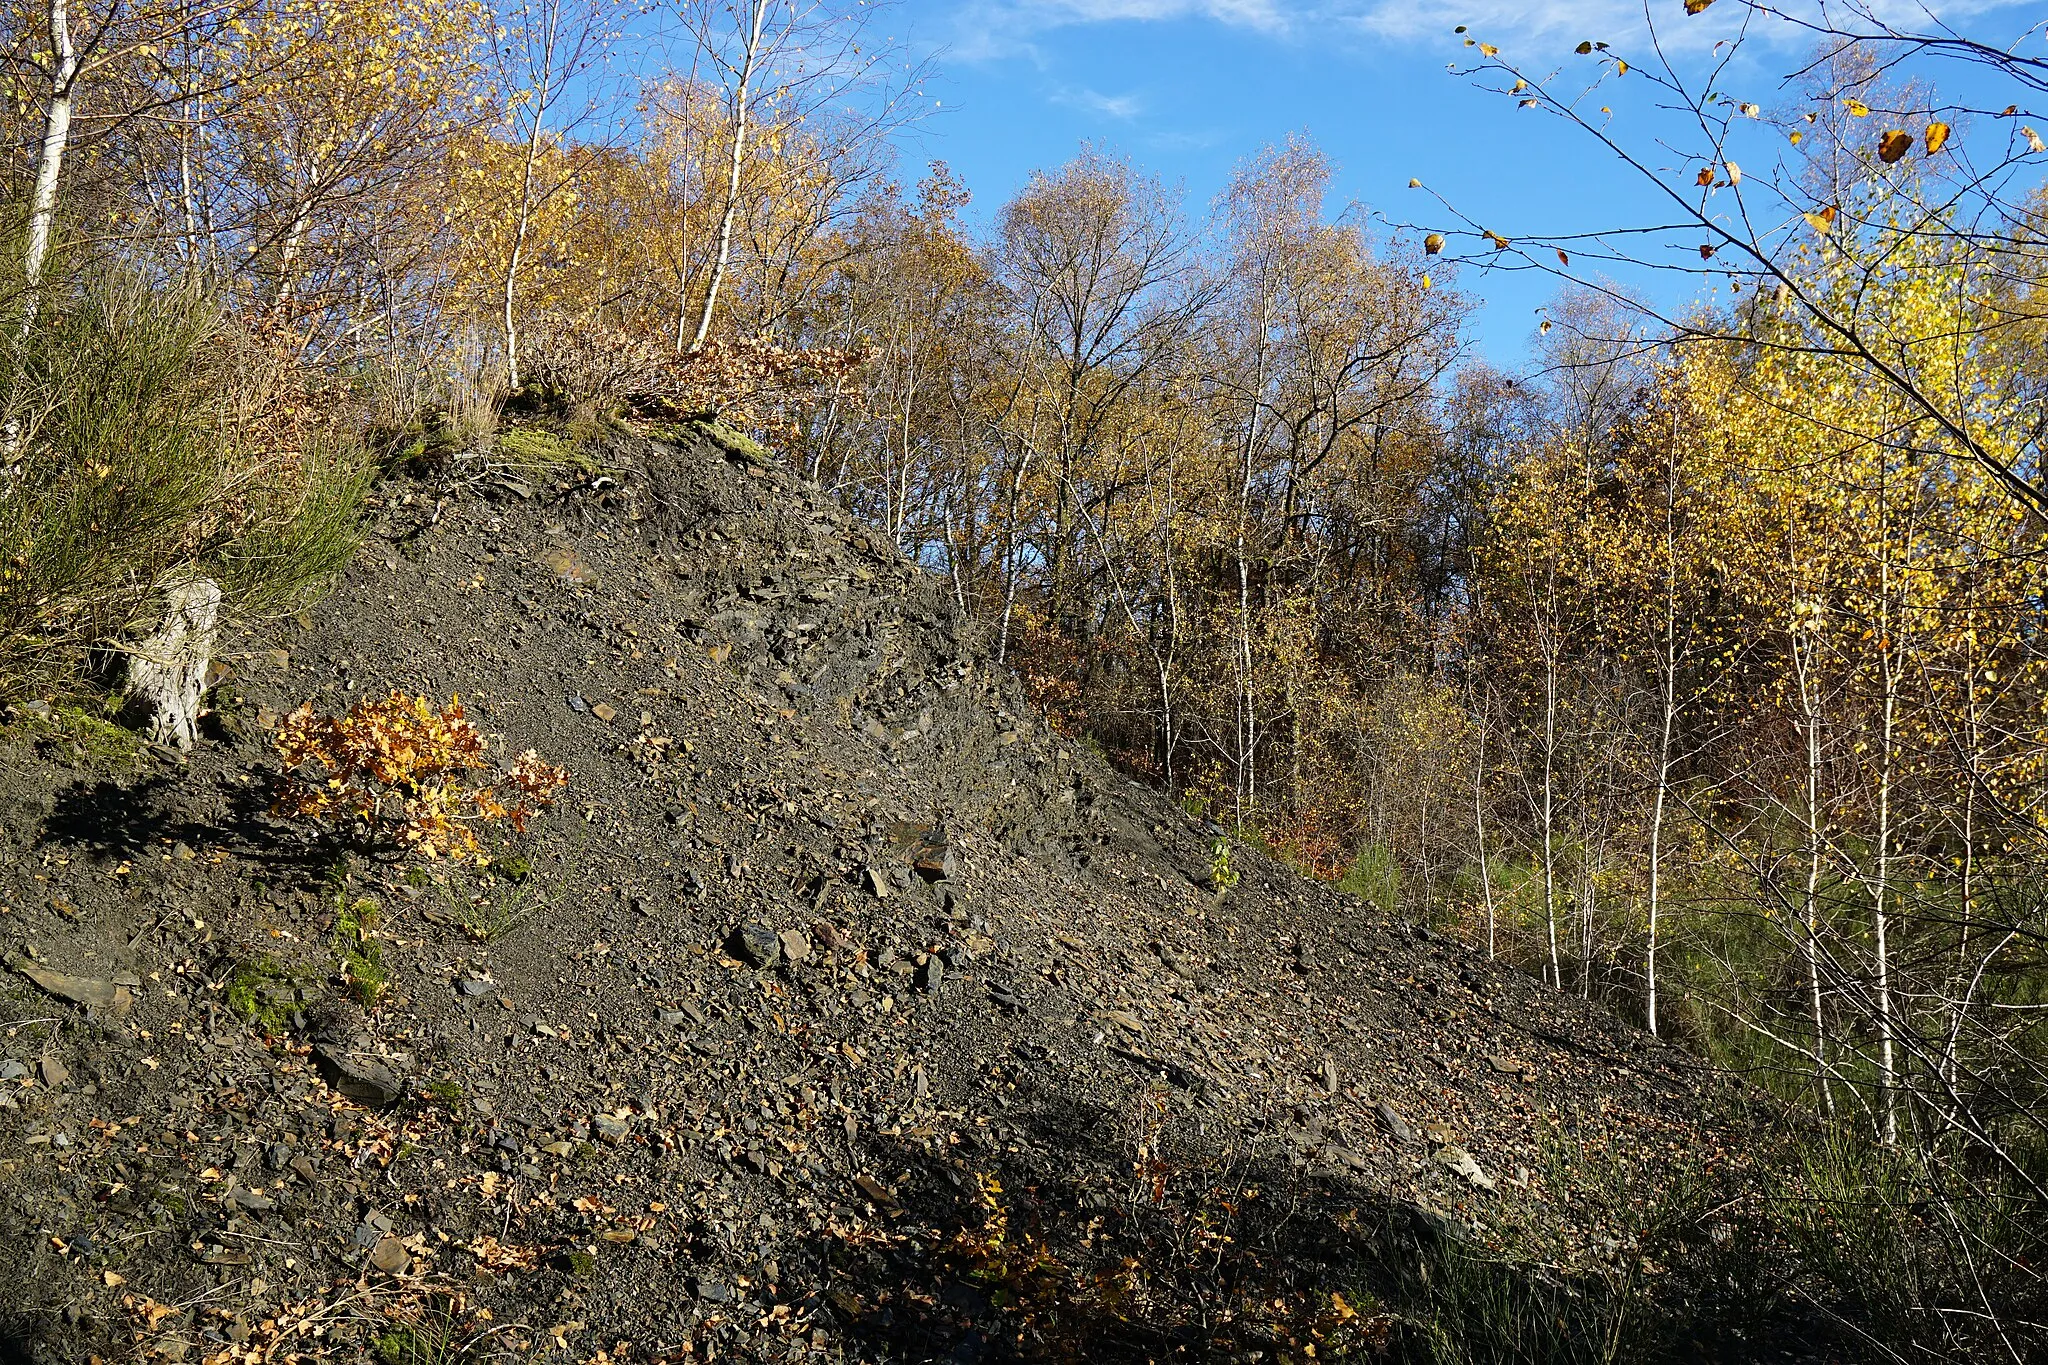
[[0, 425, 1782, 1363]]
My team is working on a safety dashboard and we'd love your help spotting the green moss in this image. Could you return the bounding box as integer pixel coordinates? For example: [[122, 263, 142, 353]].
[[423, 1078, 465, 1108], [489, 854, 533, 883], [497, 426, 599, 478], [1, 699, 149, 764], [335, 896, 387, 1004], [224, 957, 298, 1034], [687, 417, 772, 465]]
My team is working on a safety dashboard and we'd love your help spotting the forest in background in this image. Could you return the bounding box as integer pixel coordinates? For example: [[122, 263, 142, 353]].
[[3, 0, 2047, 1354]]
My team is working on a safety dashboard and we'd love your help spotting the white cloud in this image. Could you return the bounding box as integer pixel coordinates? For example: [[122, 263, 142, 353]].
[[1347, 0, 1646, 45], [942, 0, 1292, 62], [1053, 86, 1149, 118], [940, 0, 2043, 63]]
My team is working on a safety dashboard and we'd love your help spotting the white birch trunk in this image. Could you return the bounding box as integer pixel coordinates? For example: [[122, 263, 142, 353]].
[[24, 0, 80, 312], [687, 0, 768, 353]]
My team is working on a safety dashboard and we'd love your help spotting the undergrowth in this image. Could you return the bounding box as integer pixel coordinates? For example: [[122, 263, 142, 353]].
[[0, 269, 369, 701], [0, 697, 150, 763]]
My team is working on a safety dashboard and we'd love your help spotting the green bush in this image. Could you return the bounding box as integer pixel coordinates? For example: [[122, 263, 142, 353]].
[[0, 269, 369, 700], [1339, 841, 1401, 914]]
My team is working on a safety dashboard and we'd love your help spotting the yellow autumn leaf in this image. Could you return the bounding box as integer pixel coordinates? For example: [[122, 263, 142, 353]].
[[1924, 121, 1949, 154], [1424, 233, 1445, 254], [1878, 129, 1912, 163], [1844, 98, 1870, 117]]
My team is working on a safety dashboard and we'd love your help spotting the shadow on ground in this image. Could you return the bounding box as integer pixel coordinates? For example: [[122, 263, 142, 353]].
[[783, 1093, 1850, 1365]]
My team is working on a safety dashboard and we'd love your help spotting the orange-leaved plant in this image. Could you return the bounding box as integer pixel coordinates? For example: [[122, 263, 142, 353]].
[[272, 691, 566, 862]]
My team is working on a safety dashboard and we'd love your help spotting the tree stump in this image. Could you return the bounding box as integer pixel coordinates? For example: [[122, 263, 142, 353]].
[[117, 575, 222, 750]]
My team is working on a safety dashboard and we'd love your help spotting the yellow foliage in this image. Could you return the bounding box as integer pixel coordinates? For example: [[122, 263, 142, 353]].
[[271, 691, 566, 862]]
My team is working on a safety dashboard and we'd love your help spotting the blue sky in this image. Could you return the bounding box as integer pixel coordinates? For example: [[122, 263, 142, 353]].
[[878, 0, 2045, 364]]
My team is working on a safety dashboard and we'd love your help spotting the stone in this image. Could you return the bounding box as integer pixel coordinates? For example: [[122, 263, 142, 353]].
[[6, 956, 134, 1017], [312, 1044, 404, 1108], [1421, 1119, 1460, 1147], [916, 957, 944, 994], [592, 702, 619, 724], [1433, 1144, 1498, 1192], [1320, 1055, 1339, 1094], [38, 1055, 68, 1089], [864, 867, 891, 900], [367, 1236, 411, 1276], [593, 1113, 631, 1142], [458, 977, 493, 997], [0, 1060, 27, 1082], [229, 1185, 275, 1212], [1104, 1010, 1145, 1034], [693, 1278, 733, 1303], [812, 921, 844, 951], [730, 924, 781, 969], [539, 546, 599, 586], [116, 574, 222, 750], [1374, 1102, 1417, 1146], [778, 929, 812, 965]]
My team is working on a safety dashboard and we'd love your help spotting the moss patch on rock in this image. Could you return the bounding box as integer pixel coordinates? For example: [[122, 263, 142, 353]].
[[686, 417, 772, 466]]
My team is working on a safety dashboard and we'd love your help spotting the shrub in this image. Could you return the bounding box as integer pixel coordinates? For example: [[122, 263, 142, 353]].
[[0, 270, 370, 700], [271, 691, 566, 862], [513, 311, 867, 439], [1339, 842, 1401, 914], [1208, 836, 1240, 893]]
